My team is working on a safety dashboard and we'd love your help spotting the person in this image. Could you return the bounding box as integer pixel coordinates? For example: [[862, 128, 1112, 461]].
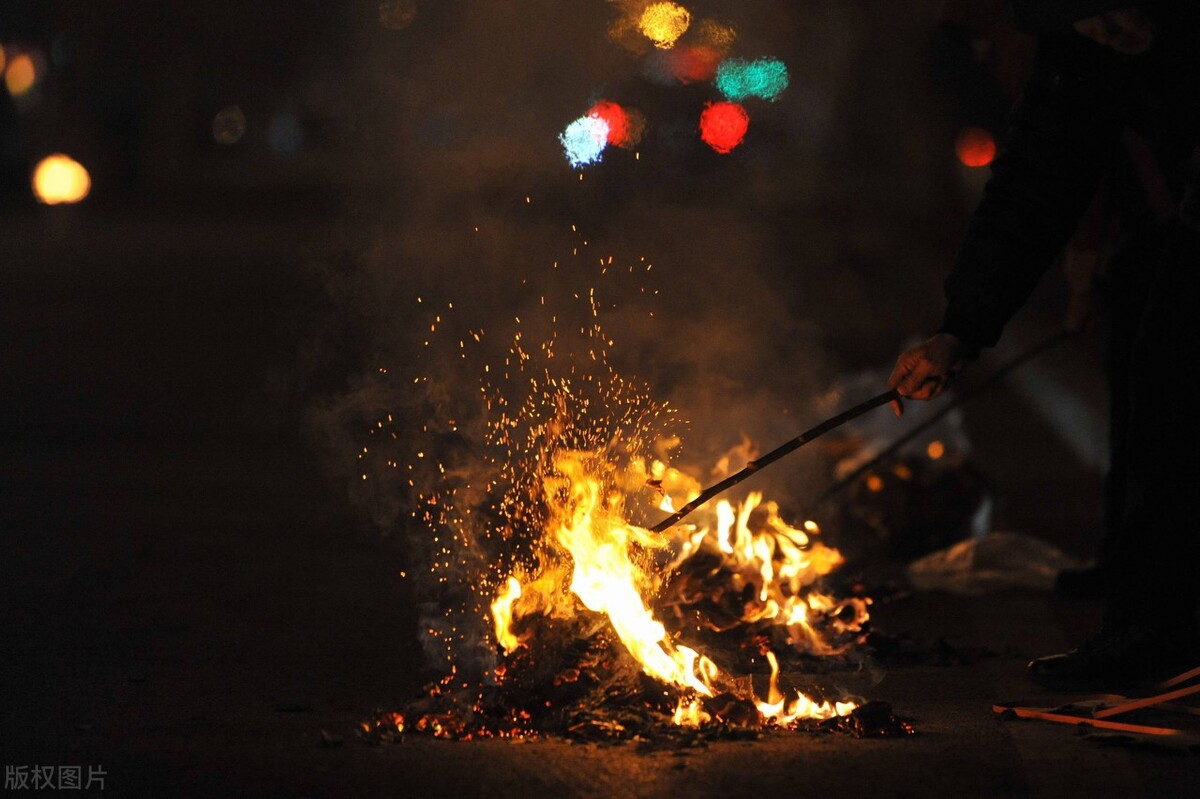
[[888, 1, 1200, 690]]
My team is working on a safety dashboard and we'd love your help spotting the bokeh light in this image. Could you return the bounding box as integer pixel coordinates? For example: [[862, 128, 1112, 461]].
[[560, 115, 610, 167], [32, 154, 91, 205], [955, 127, 996, 168], [715, 57, 789, 102], [698, 101, 749, 154], [0, 44, 7, 74], [927, 440, 945, 460], [5, 53, 36, 97], [212, 105, 247, 145], [695, 19, 737, 51], [378, 0, 418, 30], [267, 112, 304, 155], [670, 46, 722, 83], [639, 2, 691, 49], [587, 101, 630, 147]]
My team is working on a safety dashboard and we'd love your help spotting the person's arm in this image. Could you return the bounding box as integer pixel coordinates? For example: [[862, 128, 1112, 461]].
[[889, 33, 1124, 414], [941, 32, 1123, 355]]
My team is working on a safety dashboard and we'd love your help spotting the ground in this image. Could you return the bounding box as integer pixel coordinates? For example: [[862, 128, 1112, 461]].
[[2, 198, 1196, 798]]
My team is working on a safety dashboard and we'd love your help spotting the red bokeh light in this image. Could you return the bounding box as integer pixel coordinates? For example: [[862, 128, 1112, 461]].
[[956, 127, 996, 168], [699, 101, 749, 154], [669, 46, 722, 83], [587, 101, 630, 147]]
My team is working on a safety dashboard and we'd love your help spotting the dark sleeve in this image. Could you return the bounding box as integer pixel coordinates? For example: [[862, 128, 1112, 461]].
[[941, 34, 1123, 356]]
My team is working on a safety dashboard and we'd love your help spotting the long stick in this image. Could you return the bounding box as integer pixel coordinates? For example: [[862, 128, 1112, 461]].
[[650, 389, 900, 532], [815, 329, 1070, 505]]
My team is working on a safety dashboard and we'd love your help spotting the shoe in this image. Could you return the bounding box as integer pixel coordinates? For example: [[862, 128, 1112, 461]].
[[1053, 566, 1105, 600], [1028, 625, 1200, 691]]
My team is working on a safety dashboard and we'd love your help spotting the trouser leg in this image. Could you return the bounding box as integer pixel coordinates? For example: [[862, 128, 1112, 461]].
[[1104, 224, 1200, 632]]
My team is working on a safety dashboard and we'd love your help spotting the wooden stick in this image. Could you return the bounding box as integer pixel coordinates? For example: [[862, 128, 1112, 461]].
[[816, 329, 1071, 506], [649, 389, 900, 532]]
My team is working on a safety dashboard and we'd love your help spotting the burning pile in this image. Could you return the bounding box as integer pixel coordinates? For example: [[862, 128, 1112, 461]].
[[351, 230, 910, 745]]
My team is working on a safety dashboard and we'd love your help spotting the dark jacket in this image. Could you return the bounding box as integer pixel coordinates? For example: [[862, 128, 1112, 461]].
[[941, 17, 1200, 356]]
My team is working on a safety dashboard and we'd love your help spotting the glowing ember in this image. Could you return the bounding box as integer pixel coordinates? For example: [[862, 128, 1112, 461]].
[[956, 127, 996, 168], [639, 3, 692, 49], [560, 115, 610, 166], [699, 101, 749, 154], [715, 57, 790, 102]]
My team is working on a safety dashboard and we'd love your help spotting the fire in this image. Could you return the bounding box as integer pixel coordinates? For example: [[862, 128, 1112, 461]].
[[533, 451, 718, 696], [490, 576, 523, 653], [374, 223, 870, 737], [755, 652, 856, 724], [491, 446, 864, 725]]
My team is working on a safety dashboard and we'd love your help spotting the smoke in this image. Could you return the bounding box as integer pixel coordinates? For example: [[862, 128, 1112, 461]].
[[306, 0, 963, 673]]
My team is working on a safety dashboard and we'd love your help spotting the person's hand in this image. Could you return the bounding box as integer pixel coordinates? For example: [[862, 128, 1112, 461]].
[[1073, 8, 1155, 55], [887, 333, 966, 416]]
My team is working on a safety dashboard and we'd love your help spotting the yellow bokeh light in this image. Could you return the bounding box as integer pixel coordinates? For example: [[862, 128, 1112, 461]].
[[32, 154, 91, 205], [5, 53, 36, 97], [639, 2, 691, 49], [927, 440, 945, 460]]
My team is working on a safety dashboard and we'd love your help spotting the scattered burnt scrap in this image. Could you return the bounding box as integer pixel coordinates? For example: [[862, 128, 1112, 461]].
[[360, 608, 913, 747], [826, 452, 992, 564]]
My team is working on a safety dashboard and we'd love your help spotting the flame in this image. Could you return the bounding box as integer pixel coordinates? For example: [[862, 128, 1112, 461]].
[[754, 651, 856, 724], [490, 576, 523, 653], [490, 445, 864, 725], [543, 451, 717, 696], [672, 696, 711, 727]]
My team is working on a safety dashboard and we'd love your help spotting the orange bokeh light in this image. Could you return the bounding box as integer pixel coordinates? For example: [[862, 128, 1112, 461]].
[[32, 154, 91, 205], [956, 127, 996, 168], [5, 53, 36, 97]]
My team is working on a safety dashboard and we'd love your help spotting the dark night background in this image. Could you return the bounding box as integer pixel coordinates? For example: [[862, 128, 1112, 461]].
[[2, 1, 1193, 796]]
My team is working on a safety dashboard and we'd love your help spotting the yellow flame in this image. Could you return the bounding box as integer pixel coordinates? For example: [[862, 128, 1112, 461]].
[[639, 2, 691, 49], [5, 53, 35, 97], [32, 154, 91, 205], [489, 445, 865, 725], [754, 651, 855, 723], [672, 696, 711, 727], [490, 576, 523, 653], [547, 451, 716, 695]]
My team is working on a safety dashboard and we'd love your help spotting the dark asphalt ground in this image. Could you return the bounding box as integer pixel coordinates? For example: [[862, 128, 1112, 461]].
[[2, 197, 1197, 798]]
